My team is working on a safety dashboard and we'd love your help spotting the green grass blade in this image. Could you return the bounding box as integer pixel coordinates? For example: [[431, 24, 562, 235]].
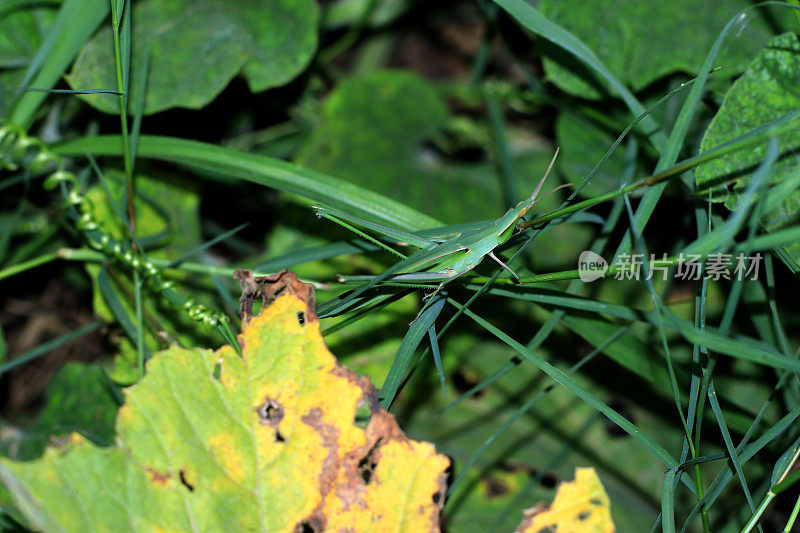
[[314, 204, 437, 248], [380, 290, 446, 408], [661, 308, 799, 371], [9, 0, 108, 128], [680, 405, 800, 531], [163, 223, 248, 269], [427, 324, 446, 398], [707, 381, 758, 523], [0, 320, 102, 375], [447, 327, 624, 495], [613, 4, 795, 259], [446, 297, 697, 494], [321, 291, 410, 337], [97, 264, 149, 359], [53, 135, 443, 230], [492, 0, 666, 150]]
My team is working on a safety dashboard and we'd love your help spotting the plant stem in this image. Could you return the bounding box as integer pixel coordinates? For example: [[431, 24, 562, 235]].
[[110, 0, 134, 233], [0, 251, 59, 281]]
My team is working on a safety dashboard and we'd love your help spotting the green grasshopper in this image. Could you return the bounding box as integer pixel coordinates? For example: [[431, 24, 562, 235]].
[[316, 149, 562, 298], [314, 150, 567, 322]]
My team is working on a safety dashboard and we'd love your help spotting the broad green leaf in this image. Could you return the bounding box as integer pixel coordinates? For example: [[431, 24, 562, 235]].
[[68, 0, 319, 114], [0, 289, 449, 531], [0, 4, 55, 68], [515, 467, 614, 532], [696, 32, 800, 262], [297, 70, 450, 215], [296, 70, 568, 223], [538, 0, 780, 99]]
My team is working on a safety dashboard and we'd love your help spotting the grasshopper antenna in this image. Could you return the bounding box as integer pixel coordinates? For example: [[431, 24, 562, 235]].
[[529, 147, 560, 202]]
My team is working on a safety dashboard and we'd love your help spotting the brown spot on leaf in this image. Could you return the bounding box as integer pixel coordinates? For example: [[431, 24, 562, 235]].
[[146, 468, 171, 486]]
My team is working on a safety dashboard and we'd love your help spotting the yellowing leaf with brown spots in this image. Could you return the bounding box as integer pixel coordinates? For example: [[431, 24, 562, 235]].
[[0, 274, 449, 532], [515, 467, 615, 533]]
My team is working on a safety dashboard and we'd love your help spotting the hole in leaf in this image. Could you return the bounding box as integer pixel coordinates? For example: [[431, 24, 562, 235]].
[[450, 368, 483, 397], [578, 511, 591, 521], [590, 498, 603, 506], [540, 472, 558, 489], [297, 311, 305, 325], [295, 516, 323, 533], [257, 399, 284, 425], [483, 475, 509, 498], [357, 439, 382, 484], [432, 491, 441, 504], [179, 469, 194, 492], [257, 398, 285, 442], [213, 362, 222, 381], [353, 402, 371, 429]]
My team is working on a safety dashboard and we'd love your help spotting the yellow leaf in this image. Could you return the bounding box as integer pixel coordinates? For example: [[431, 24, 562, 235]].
[[0, 271, 449, 532], [515, 467, 615, 533]]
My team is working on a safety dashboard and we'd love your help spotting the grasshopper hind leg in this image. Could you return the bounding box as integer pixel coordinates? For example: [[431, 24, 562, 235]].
[[488, 251, 522, 284]]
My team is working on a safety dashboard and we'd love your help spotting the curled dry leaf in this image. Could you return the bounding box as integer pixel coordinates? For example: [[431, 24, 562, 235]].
[[0, 271, 449, 532]]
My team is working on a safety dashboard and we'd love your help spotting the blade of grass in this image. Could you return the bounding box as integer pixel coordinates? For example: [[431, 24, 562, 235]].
[[380, 289, 446, 408], [53, 135, 443, 230], [445, 297, 697, 494], [491, 0, 666, 150], [427, 324, 446, 398], [9, 0, 108, 128], [0, 320, 102, 375], [680, 403, 800, 532], [613, 2, 798, 259], [447, 326, 626, 495], [97, 264, 149, 359], [163, 223, 248, 269]]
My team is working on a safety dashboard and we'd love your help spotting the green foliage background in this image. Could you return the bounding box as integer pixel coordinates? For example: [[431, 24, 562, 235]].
[[1, 0, 800, 531]]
